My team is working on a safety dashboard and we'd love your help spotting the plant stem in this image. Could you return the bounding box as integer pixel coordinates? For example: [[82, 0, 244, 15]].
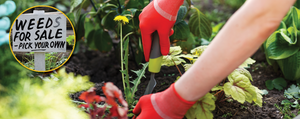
[[120, 23, 126, 91], [214, 90, 224, 96], [183, 0, 192, 20], [219, 96, 232, 102], [171, 58, 182, 76]]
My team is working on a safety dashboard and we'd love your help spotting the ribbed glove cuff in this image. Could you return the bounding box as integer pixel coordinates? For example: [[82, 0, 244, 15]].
[[153, 0, 184, 21], [151, 83, 196, 119]]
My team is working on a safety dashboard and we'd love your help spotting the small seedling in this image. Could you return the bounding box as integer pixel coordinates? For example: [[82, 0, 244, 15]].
[[161, 82, 166, 85], [222, 112, 232, 118], [240, 105, 247, 109]]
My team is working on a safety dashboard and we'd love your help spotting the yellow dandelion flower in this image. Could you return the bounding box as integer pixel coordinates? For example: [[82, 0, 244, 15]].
[[114, 15, 129, 24]]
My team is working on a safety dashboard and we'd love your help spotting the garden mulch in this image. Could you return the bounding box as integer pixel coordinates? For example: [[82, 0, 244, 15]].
[[66, 45, 298, 119]]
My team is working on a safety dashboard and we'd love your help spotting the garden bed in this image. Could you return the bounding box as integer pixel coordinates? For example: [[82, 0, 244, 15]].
[[65, 45, 298, 119]]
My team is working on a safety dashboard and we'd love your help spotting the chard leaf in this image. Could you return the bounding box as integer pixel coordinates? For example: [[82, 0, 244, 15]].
[[239, 58, 256, 68], [265, 31, 299, 60], [185, 93, 215, 119]]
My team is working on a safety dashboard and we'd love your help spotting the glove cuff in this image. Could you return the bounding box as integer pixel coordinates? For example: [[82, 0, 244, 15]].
[[151, 83, 196, 119], [154, 0, 184, 21]]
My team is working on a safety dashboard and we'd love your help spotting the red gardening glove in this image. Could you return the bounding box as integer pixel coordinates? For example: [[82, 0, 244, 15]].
[[133, 84, 195, 119], [139, 0, 183, 62]]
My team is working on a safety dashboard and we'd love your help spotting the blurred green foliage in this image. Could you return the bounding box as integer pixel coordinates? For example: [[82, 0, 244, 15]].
[[0, 44, 94, 119]]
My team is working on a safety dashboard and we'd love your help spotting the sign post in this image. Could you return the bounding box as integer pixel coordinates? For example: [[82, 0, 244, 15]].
[[12, 10, 66, 71]]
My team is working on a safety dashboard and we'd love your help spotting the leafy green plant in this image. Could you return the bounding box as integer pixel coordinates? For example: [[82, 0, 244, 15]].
[[275, 84, 300, 119], [263, 6, 300, 81], [70, 0, 212, 63], [162, 46, 262, 119], [170, 2, 212, 52], [66, 35, 75, 46], [265, 77, 287, 91], [221, 112, 232, 118], [69, 0, 145, 64], [114, 15, 148, 108], [0, 67, 93, 119], [22, 52, 68, 70], [284, 84, 300, 99]]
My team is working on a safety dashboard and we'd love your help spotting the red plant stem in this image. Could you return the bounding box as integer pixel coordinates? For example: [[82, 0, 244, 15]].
[[171, 58, 182, 76], [214, 90, 224, 97], [219, 96, 232, 102]]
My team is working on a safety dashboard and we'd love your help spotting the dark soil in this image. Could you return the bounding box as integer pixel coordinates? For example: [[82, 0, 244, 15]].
[[65, 44, 300, 119]]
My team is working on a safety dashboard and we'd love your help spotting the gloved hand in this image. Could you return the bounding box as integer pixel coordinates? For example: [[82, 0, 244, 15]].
[[133, 84, 195, 119], [139, 0, 184, 61]]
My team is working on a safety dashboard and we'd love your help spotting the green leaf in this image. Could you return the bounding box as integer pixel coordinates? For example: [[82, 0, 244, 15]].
[[224, 74, 251, 103], [169, 46, 182, 55], [175, 6, 187, 25], [265, 80, 274, 90], [211, 85, 223, 91], [86, 30, 97, 49], [188, 7, 212, 39], [70, 0, 83, 12], [191, 46, 208, 57], [100, 3, 118, 12], [235, 68, 253, 81], [265, 31, 300, 60], [70, 0, 83, 24], [265, 77, 287, 91], [170, 21, 190, 42], [84, 19, 94, 40], [93, 28, 113, 52], [224, 69, 262, 106], [161, 46, 186, 66], [260, 89, 268, 95], [102, 11, 118, 30], [273, 77, 287, 90], [239, 58, 256, 68], [276, 51, 300, 81], [183, 64, 192, 71], [284, 84, 300, 99], [185, 93, 215, 119], [161, 54, 186, 67], [130, 62, 149, 97], [125, 0, 145, 9], [134, 37, 144, 65], [75, 13, 87, 41], [81, 0, 90, 10], [176, 32, 195, 52]]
